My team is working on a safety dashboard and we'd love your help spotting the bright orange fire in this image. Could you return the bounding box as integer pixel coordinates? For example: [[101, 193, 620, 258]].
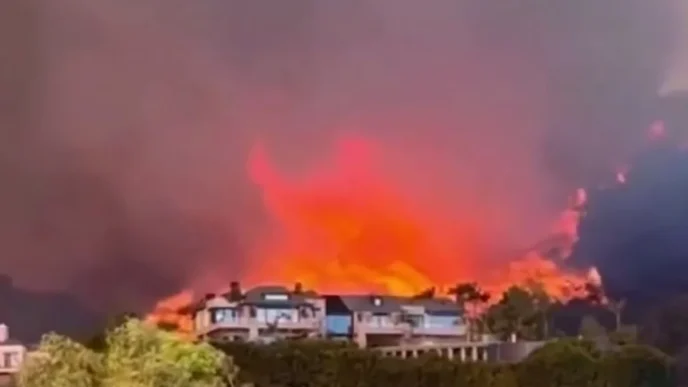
[[145, 290, 195, 336], [243, 136, 590, 299], [147, 135, 595, 329]]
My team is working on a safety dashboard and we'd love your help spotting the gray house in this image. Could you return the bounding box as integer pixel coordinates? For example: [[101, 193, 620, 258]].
[[324, 294, 467, 348]]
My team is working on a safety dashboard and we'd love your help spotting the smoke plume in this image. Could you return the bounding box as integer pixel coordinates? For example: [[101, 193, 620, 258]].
[[570, 0, 688, 315], [0, 0, 678, 331]]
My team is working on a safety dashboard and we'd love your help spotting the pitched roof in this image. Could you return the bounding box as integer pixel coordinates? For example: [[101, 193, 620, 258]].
[[236, 285, 320, 307], [325, 294, 462, 315], [342, 295, 404, 313], [411, 297, 461, 314]]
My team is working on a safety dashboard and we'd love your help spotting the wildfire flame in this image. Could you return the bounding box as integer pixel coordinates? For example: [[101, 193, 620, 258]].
[[147, 135, 597, 330]]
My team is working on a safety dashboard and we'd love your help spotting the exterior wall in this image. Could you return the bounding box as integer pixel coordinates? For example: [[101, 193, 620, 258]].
[[350, 310, 467, 348], [0, 344, 26, 374], [195, 296, 324, 341]]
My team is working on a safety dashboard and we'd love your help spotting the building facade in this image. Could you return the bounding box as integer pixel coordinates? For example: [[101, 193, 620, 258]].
[[192, 285, 548, 364], [193, 285, 325, 342], [0, 324, 26, 375], [193, 286, 470, 348], [324, 294, 467, 348]]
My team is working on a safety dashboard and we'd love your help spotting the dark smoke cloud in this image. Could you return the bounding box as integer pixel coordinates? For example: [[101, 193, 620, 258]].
[[571, 93, 688, 314], [0, 0, 679, 336], [572, 142, 688, 316]]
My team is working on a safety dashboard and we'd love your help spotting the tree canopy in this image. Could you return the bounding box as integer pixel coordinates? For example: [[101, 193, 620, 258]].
[[18, 318, 236, 387]]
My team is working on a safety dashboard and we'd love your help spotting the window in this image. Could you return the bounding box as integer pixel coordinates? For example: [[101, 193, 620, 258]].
[[256, 308, 295, 323], [1, 351, 17, 368], [9, 352, 19, 367], [370, 313, 392, 327], [325, 315, 351, 336], [425, 315, 459, 328], [263, 293, 289, 301], [372, 297, 382, 306], [403, 314, 424, 327], [211, 308, 238, 323]]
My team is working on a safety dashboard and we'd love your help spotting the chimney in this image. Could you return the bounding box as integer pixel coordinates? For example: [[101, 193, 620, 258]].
[[228, 281, 243, 302], [0, 324, 9, 343], [294, 282, 303, 294]]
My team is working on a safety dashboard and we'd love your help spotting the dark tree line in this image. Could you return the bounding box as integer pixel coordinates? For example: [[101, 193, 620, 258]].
[[216, 339, 674, 387]]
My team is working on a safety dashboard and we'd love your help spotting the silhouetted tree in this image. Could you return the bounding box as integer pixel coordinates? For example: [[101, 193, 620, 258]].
[[607, 298, 627, 331], [84, 312, 138, 351], [486, 286, 538, 340], [579, 314, 607, 340], [526, 280, 555, 339], [412, 287, 436, 299], [641, 295, 688, 356], [449, 282, 490, 339]]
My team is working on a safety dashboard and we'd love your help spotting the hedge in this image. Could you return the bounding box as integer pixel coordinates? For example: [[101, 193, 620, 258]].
[[216, 339, 675, 387]]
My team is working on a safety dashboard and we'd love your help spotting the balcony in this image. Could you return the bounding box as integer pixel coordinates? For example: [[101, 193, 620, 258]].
[[413, 324, 467, 336], [356, 319, 410, 335], [201, 317, 321, 334]]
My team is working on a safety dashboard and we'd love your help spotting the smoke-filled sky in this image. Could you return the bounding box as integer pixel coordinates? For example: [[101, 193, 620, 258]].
[[0, 0, 681, 316]]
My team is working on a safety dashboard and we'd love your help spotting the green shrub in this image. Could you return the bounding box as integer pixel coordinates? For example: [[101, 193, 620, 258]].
[[216, 339, 675, 387]]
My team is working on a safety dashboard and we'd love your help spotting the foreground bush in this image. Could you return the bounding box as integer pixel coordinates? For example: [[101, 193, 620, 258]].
[[217, 339, 674, 387], [18, 319, 236, 387]]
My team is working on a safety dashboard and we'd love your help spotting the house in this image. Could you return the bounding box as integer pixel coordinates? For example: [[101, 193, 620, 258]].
[[193, 283, 325, 342], [0, 324, 26, 374], [324, 294, 468, 348]]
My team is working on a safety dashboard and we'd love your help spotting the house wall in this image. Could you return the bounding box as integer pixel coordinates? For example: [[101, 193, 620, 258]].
[[0, 344, 26, 374]]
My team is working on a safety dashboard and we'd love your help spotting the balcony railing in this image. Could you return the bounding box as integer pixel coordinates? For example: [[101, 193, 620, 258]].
[[201, 317, 321, 333], [412, 324, 467, 336]]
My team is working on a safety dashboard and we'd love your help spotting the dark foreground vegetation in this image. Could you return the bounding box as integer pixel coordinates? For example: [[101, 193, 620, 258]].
[[217, 339, 675, 387]]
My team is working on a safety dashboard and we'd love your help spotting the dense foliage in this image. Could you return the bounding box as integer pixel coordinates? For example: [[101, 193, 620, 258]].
[[217, 339, 675, 387], [18, 319, 236, 387]]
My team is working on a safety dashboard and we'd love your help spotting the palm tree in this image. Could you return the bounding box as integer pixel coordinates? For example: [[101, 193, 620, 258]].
[[448, 282, 490, 340], [525, 280, 554, 340], [584, 280, 626, 331], [607, 297, 626, 331]]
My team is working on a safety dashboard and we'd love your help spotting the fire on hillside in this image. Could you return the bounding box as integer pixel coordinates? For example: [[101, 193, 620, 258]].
[[145, 131, 618, 333]]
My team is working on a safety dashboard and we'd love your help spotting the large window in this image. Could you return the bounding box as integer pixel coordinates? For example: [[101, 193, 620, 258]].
[[263, 293, 289, 301], [370, 313, 393, 327], [256, 308, 296, 323], [425, 315, 461, 328], [326, 315, 351, 336], [210, 308, 238, 323], [2, 351, 18, 368]]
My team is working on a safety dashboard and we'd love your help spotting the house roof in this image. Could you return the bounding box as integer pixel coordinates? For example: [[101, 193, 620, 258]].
[[325, 294, 462, 315], [228, 285, 320, 308], [339, 295, 406, 313], [0, 338, 24, 346], [411, 297, 461, 314]]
